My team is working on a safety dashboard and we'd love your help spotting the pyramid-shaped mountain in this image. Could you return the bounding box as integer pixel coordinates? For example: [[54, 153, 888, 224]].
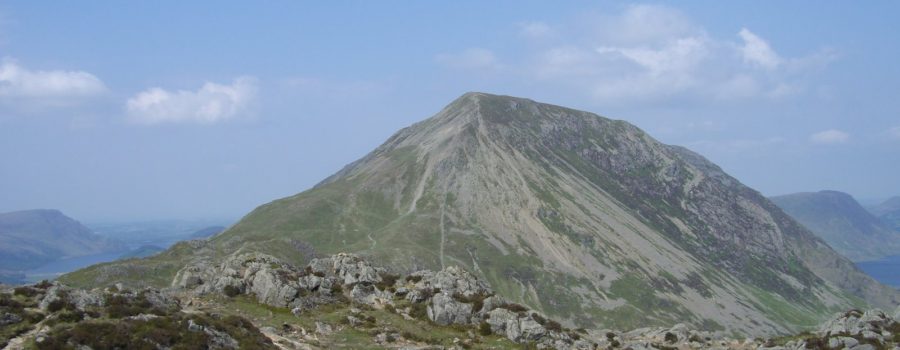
[[64, 92, 899, 335]]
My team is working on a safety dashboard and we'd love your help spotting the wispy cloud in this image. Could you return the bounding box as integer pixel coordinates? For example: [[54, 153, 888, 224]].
[[809, 129, 850, 144], [435, 48, 500, 70], [0, 60, 106, 102], [737, 28, 781, 70], [126, 77, 257, 125], [453, 4, 835, 105]]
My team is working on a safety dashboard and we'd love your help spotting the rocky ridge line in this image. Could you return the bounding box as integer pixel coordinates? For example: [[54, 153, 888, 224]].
[[172, 250, 900, 350]]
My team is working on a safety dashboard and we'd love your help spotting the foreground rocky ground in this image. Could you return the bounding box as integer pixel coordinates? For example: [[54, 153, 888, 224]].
[[3, 252, 899, 349]]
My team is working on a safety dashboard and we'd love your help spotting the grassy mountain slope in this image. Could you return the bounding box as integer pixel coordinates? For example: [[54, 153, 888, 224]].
[[771, 191, 900, 262], [0, 209, 124, 270], [870, 196, 900, 232], [62, 93, 898, 335]]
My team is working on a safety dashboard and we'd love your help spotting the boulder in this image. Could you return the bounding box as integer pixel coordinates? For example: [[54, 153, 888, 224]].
[[428, 293, 473, 326], [431, 266, 489, 297], [487, 308, 522, 341], [0, 312, 22, 326], [248, 268, 299, 308], [817, 309, 894, 340], [331, 253, 381, 285], [141, 288, 180, 311], [38, 285, 64, 310], [518, 316, 547, 341]]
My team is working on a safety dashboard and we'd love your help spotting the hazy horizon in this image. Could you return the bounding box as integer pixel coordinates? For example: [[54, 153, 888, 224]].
[[2, 1, 899, 222]]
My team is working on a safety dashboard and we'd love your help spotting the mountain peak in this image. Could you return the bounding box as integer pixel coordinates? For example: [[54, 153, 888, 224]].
[[63, 93, 900, 335], [438, 92, 598, 128]]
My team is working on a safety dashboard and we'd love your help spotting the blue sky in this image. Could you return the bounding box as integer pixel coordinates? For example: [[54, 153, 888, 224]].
[[1, 1, 898, 221]]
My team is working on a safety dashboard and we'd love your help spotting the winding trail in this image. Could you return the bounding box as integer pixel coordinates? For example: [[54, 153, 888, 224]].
[[439, 195, 447, 270], [367, 232, 377, 251], [3, 315, 45, 350]]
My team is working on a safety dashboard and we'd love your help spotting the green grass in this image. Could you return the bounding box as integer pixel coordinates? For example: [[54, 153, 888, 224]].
[[202, 294, 523, 349]]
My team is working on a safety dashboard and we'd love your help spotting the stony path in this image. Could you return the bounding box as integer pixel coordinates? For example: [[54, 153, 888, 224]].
[[366, 232, 377, 251], [439, 196, 447, 269], [3, 319, 44, 350]]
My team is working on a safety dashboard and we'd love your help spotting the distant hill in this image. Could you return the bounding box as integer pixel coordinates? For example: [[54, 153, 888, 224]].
[[771, 191, 900, 261], [869, 196, 900, 231], [0, 271, 26, 284], [188, 225, 226, 239], [0, 209, 125, 270], [118, 245, 165, 259]]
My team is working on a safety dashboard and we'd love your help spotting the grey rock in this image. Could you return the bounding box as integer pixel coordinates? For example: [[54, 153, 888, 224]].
[[188, 319, 204, 332], [126, 313, 160, 321], [315, 321, 333, 335], [307, 257, 334, 276], [0, 312, 22, 326], [487, 308, 517, 334], [519, 316, 547, 341], [68, 289, 104, 311], [827, 337, 842, 349], [141, 288, 180, 310], [431, 266, 489, 297], [427, 293, 473, 326], [862, 330, 879, 340], [347, 315, 363, 327], [248, 268, 299, 308], [38, 285, 64, 310], [332, 253, 381, 285], [817, 309, 892, 338], [850, 344, 876, 350], [840, 337, 859, 348], [479, 295, 506, 314]]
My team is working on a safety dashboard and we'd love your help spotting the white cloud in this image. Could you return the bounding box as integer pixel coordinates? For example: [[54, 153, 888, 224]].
[[0, 60, 106, 100], [597, 37, 708, 75], [809, 129, 850, 144], [126, 77, 257, 124], [737, 28, 781, 69], [469, 4, 834, 105], [597, 4, 698, 46], [435, 48, 500, 70]]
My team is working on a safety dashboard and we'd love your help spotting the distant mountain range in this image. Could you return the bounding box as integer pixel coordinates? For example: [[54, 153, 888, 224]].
[[771, 191, 900, 262], [0, 209, 125, 280], [63, 92, 899, 335], [189, 225, 226, 239], [869, 196, 900, 232]]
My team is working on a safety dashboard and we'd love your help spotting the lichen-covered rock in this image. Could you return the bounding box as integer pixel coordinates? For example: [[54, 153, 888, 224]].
[[331, 253, 382, 285], [479, 295, 506, 314], [248, 268, 299, 308], [38, 285, 64, 310], [817, 309, 894, 339], [141, 288, 181, 311], [173, 253, 303, 308], [427, 293, 473, 326], [487, 308, 521, 340], [430, 266, 489, 297], [518, 316, 547, 341], [0, 312, 22, 326]]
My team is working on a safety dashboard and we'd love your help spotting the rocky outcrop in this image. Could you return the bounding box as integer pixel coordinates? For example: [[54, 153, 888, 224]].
[[38, 284, 106, 311], [172, 252, 593, 349], [427, 293, 473, 326]]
